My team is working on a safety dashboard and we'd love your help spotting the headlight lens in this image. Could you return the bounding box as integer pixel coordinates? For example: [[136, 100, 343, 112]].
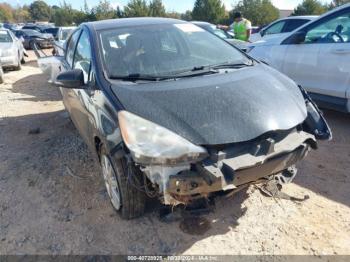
[[118, 111, 208, 165]]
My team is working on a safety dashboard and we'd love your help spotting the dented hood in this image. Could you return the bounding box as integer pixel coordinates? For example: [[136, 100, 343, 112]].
[[110, 64, 307, 145]]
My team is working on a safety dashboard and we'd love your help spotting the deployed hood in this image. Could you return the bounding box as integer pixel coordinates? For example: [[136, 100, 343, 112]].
[[111, 64, 307, 145]]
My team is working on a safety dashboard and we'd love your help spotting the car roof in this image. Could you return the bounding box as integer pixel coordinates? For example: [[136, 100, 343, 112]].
[[191, 21, 212, 25], [86, 17, 186, 31], [281, 15, 318, 20]]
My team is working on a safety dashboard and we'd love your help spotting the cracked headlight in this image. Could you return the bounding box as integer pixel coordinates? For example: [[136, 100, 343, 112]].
[[118, 111, 208, 165]]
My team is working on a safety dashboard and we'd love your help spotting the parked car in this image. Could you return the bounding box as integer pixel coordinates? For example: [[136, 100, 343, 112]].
[[248, 4, 350, 112], [250, 16, 317, 42], [37, 18, 331, 219], [22, 24, 52, 33], [192, 21, 248, 51], [0, 29, 25, 70], [14, 29, 54, 49], [54, 26, 77, 56], [43, 27, 59, 39]]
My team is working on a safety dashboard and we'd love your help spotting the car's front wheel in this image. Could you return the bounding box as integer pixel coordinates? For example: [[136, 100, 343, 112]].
[[14, 54, 21, 71], [100, 147, 146, 219]]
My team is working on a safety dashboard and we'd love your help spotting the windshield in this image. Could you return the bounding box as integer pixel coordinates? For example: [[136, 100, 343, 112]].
[[23, 30, 41, 36], [99, 23, 250, 78], [44, 28, 58, 35], [0, 31, 13, 42]]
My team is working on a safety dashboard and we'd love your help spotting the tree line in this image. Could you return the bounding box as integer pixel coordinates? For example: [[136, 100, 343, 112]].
[[0, 0, 349, 27]]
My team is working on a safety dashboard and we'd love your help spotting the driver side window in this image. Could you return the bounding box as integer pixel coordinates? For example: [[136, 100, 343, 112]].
[[305, 10, 350, 44], [73, 30, 92, 84], [264, 21, 286, 35]]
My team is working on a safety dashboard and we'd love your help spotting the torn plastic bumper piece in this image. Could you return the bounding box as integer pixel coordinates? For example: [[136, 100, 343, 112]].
[[167, 143, 310, 199]]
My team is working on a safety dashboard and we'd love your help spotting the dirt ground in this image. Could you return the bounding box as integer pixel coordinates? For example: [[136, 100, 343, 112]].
[[0, 51, 349, 256]]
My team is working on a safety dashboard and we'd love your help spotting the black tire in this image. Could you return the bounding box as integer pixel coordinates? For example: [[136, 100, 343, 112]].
[[14, 54, 21, 71], [21, 56, 25, 64], [100, 147, 146, 219], [29, 41, 35, 50]]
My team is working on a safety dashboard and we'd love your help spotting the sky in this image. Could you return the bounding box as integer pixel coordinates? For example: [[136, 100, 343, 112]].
[[8, 0, 332, 13]]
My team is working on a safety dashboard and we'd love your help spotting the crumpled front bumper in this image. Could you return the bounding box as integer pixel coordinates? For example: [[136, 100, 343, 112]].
[[167, 143, 309, 200], [141, 130, 316, 205]]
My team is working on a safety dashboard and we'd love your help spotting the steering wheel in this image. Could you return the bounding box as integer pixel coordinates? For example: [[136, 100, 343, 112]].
[[325, 32, 344, 43]]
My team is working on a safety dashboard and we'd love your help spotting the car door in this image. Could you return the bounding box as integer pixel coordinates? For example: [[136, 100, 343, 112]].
[[281, 8, 350, 100], [61, 29, 93, 145]]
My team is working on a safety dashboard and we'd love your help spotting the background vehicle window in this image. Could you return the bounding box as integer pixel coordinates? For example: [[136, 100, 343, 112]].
[[0, 31, 13, 42], [283, 19, 309, 32], [66, 30, 81, 67], [305, 11, 350, 43], [73, 30, 92, 84], [264, 21, 286, 35]]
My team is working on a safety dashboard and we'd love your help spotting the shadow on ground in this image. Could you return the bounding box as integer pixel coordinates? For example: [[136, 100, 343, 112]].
[[10, 70, 62, 102], [0, 109, 250, 255], [294, 109, 350, 208]]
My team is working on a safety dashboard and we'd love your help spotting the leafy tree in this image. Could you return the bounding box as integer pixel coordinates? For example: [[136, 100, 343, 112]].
[[233, 0, 279, 26], [181, 10, 193, 21], [292, 0, 327, 16], [116, 6, 125, 18], [192, 0, 226, 24], [13, 5, 31, 23], [29, 0, 51, 21], [330, 0, 350, 6], [51, 1, 75, 26], [124, 0, 149, 17], [73, 10, 90, 24], [0, 3, 14, 22], [91, 0, 117, 20], [149, 0, 166, 17], [165, 11, 181, 19]]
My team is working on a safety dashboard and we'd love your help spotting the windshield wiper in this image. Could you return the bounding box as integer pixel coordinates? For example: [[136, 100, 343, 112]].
[[211, 61, 254, 70], [109, 73, 172, 82], [169, 66, 219, 78]]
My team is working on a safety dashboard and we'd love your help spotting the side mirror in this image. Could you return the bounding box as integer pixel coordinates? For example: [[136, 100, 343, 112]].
[[260, 30, 265, 37], [56, 69, 85, 89]]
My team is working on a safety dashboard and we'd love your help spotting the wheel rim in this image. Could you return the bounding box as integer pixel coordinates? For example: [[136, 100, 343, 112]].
[[101, 155, 121, 210]]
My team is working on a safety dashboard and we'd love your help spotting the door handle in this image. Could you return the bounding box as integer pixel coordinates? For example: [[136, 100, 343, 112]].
[[332, 49, 350, 54]]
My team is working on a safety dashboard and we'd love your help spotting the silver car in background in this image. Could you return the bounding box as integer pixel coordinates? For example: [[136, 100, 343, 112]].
[[54, 26, 77, 56], [0, 29, 25, 70]]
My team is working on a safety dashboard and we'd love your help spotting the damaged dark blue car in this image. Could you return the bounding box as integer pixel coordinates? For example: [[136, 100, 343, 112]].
[[37, 18, 332, 219]]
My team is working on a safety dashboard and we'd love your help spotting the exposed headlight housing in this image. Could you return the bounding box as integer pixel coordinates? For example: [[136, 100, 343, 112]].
[[118, 111, 208, 165]]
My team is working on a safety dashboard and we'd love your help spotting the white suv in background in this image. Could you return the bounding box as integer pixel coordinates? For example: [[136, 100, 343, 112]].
[[248, 4, 350, 112], [250, 16, 317, 42]]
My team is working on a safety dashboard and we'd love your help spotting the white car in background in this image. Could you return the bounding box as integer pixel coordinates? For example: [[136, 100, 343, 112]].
[[250, 16, 317, 42], [0, 29, 25, 70], [248, 4, 350, 112]]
